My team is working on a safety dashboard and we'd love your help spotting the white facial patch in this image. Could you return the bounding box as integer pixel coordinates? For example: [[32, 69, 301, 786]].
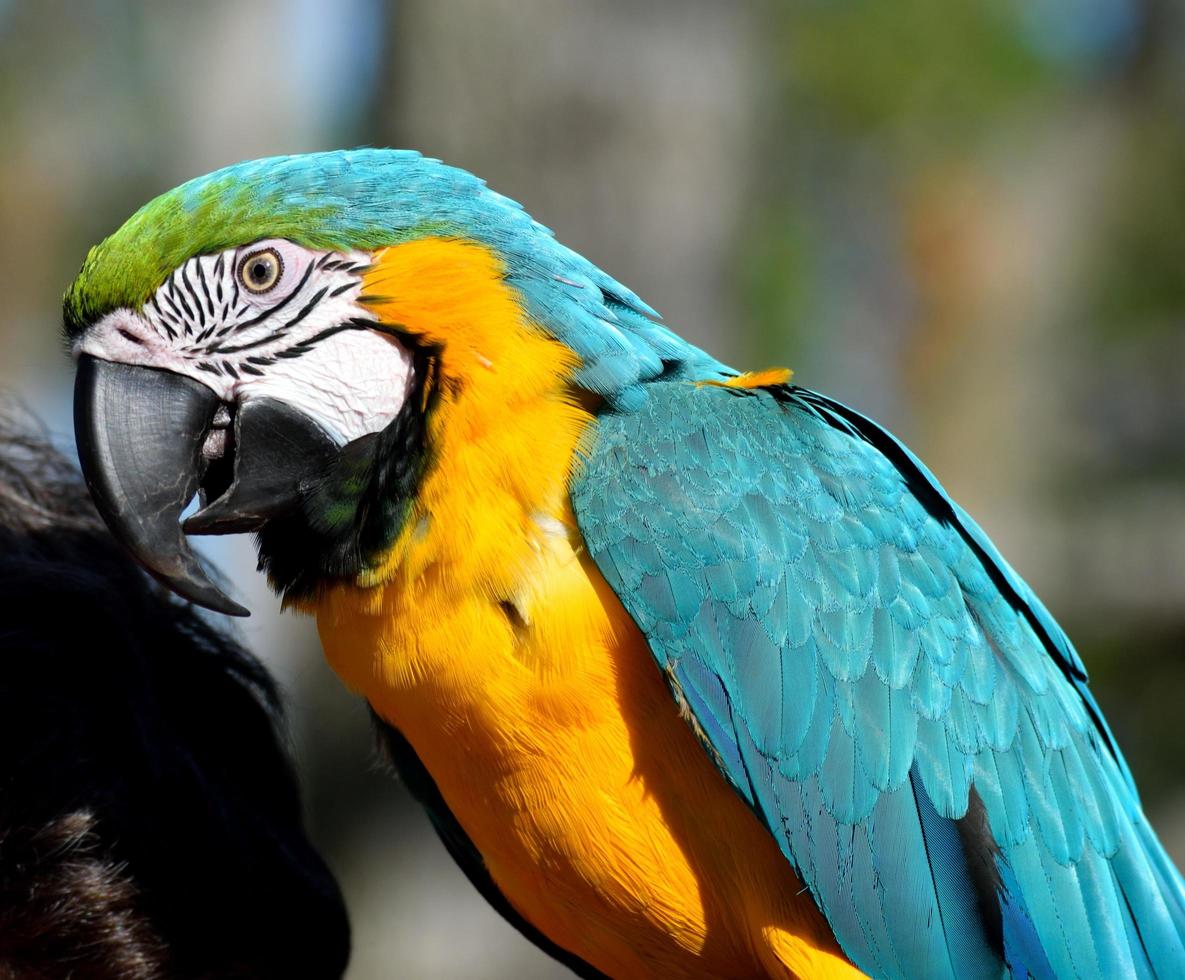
[[240, 327, 414, 444], [75, 240, 415, 447]]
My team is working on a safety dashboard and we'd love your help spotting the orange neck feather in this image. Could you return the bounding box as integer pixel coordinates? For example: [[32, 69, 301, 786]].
[[317, 237, 595, 685]]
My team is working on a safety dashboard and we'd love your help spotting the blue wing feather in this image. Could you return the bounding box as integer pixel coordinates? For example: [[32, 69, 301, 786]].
[[571, 380, 1185, 978]]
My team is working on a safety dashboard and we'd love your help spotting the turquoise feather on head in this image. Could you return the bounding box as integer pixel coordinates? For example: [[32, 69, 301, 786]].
[[64, 150, 722, 408]]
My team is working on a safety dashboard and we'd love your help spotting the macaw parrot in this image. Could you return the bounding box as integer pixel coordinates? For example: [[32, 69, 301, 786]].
[[65, 150, 1184, 979]]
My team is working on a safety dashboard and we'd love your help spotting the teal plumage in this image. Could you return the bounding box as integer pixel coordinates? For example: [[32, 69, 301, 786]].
[[571, 380, 1185, 978], [64, 150, 725, 409]]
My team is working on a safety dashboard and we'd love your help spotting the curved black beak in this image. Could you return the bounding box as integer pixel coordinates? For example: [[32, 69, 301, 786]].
[[73, 355, 250, 617], [182, 397, 338, 536]]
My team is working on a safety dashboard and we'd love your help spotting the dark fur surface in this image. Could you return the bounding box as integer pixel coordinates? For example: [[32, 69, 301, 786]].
[[0, 409, 350, 978]]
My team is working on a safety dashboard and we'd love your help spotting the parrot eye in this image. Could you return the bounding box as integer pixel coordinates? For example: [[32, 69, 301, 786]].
[[238, 248, 283, 294]]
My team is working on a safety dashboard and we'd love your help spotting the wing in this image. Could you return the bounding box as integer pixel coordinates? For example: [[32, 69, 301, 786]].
[[571, 380, 1185, 979]]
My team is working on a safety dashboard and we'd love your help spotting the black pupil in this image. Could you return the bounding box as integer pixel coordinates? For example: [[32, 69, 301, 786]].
[[251, 260, 270, 283]]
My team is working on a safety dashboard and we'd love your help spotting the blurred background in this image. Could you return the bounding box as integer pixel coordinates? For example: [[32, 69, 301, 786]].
[[2, 0, 1184, 976]]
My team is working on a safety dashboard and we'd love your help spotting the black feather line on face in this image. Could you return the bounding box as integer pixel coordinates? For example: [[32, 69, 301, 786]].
[[156, 291, 182, 329], [165, 274, 197, 333], [283, 286, 329, 331], [211, 331, 281, 357], [142, 249, 368, 381], [180, 265, 204, 328], [234, 263, 315, 332], [195, 260, 215, 318], [149, 296, 178, 341], [175, 293, 196, 328], [281, 323, 365, 358], [255, 338, 437, 602]]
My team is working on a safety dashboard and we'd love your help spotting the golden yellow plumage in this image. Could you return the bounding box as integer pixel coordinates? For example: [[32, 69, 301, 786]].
[[311, 239, 863, 978]]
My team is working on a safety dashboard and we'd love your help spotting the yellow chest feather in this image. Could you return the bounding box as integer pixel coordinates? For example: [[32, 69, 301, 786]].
[[312, 239, 861, 978]]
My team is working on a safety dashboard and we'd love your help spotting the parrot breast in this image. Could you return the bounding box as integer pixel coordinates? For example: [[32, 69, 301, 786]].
[[310, 239, 862, 978]]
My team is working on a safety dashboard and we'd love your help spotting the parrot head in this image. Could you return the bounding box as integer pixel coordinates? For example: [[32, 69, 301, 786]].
[[65, 150, 712, 615]]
